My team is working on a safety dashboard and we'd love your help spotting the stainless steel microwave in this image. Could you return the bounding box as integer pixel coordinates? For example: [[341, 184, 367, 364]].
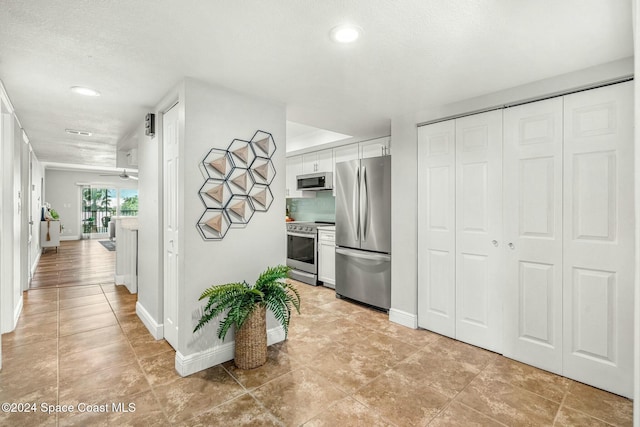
[[296, 172, 333, 191]]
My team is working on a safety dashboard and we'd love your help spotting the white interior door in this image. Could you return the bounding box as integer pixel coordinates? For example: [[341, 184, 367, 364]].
[[417, 120, 456, 337], [503, 97, 563, 374], [562, 82, 634, 398], [27, 150, 33, 286], [163, 103, 180, 349], [455, 110, 503, 352]]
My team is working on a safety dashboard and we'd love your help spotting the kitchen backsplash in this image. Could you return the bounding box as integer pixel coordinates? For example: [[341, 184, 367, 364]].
[[286, 191, 335, 222]]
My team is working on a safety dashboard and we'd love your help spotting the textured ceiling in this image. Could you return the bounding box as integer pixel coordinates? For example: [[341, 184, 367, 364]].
[[0, 0, 633, 167]]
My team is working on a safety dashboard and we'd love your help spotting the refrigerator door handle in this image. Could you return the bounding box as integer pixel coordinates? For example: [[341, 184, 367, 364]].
[[352, 165, 360, 240], [361, 166, 368, 241], [336, 247, 391, 262]]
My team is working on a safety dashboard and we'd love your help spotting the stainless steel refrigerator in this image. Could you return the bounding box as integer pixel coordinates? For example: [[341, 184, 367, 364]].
[[335, 155, 391, 310]]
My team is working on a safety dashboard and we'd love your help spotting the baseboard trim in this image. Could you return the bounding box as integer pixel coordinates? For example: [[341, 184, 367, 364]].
[[135, 301, 164, 340], [31, 251, 41, 277], [60, 235, 80, 241], [389, 308, 418, 329], [13, 295, 23, 330], [175, 326, 286, 377]]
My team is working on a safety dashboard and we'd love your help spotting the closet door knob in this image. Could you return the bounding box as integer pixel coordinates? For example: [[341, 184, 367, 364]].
[[508, 243, 515, 250], [491, 240, 498, 247]]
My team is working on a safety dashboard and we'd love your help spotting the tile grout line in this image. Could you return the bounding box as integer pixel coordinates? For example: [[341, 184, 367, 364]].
[[102, 283, 174, 426], [553, 382, 620, 427], [221, 363, 287, 427], [551, 387, 569, 426], [423, 350, 504, 426]]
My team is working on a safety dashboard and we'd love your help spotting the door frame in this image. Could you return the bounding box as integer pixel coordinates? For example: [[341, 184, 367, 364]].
[[160, 96, 181, 350]]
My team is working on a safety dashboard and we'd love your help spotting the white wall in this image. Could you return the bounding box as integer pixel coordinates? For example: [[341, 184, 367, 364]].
[[14, 117, 25, 304], [44, 169, 138, 239], [632, 2, 639, 424], [18, 128, 30, 292], [135, 119, 163, 330], [0, 85, 21, 334], [390, 57, 634, 320], [30, 151, 44, 276], [161, 78, 286, 363], [1, 105, 15, 333]]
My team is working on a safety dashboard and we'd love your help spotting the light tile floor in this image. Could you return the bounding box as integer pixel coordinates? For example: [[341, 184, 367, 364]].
[[0, 247, 634, 426]]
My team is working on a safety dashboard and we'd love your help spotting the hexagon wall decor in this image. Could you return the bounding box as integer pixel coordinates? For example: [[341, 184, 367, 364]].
[[249, 184, 274, 212], [197, 130, 277, 240], [226, 195, 255, 224], [249, 157, 276, 186], [228, 139, 255, 168], [198, 178, 232, 209], [202, 148, 234, 180], [228, 167, 255, 195], [197, 209, 231, 240], [250, 130, 276, 158]]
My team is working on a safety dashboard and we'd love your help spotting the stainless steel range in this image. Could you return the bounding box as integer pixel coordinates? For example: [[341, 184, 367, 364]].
[[286, 221, 334, 285]]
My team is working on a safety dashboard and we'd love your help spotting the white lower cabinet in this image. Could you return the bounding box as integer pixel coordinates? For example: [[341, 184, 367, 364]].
[[40, 220, 61, 252], [318, 229, 335, 288], [417, 81, 634, 398]]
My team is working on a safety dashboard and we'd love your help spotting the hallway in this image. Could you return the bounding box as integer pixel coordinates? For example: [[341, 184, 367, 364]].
[[0, 241, 634, 426], [1, 240, 172, 425]]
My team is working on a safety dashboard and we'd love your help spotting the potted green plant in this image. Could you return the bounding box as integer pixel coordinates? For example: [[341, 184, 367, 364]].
[[194, 265, 300, 369]]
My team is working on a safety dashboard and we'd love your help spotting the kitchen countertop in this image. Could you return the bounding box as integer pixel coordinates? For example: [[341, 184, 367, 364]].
[[316, 225, 335, 231]]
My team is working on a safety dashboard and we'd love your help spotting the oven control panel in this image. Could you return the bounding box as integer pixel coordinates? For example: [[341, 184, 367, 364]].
[[287, 224, 314, 233]]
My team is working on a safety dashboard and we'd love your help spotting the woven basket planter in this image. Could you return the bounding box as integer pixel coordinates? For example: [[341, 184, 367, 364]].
[[234, 305, 267, 369]]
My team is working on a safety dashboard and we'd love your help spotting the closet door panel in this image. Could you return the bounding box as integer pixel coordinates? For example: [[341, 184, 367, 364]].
[[455, 110, 503, 352], [563, 82, 634, 398], [503, 97, 563, 374], [417, 120, 456, 337]]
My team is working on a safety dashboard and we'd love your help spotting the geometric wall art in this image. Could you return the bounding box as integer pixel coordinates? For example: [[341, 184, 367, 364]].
[[196, 130, 277, 240]]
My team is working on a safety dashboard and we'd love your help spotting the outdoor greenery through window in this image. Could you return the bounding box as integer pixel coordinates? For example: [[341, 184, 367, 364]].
[[82, 187, 138, 235]]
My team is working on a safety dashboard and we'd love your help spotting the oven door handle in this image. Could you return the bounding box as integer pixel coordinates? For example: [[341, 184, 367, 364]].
[[287, 232, 317, 239]]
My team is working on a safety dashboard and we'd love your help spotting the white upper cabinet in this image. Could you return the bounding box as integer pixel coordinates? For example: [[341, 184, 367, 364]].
[[302, 149, 333, 174], [360, 136, 391, 159], [286, 136, 390, 198], [316, 149, 333, 172], [332, 144, 359, 194], [285, 155, 303, 198], [333, 144, 359, 165]]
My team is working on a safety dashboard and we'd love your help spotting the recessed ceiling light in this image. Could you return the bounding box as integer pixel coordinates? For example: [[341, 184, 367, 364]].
[[65, 129, 92, 136], [330, 25, 362, 43], [70, 86, 101, 97]]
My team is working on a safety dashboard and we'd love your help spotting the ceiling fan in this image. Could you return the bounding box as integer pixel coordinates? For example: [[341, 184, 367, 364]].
[[99, 169, 138, 180]]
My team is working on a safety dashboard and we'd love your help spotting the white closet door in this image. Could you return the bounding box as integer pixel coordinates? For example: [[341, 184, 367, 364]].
[[503, 97, 563, 374], [417, 120, 456, 337], [563, 82, 634, 398], [163, 103, 180, 350], [455, 110, 503, 352]]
